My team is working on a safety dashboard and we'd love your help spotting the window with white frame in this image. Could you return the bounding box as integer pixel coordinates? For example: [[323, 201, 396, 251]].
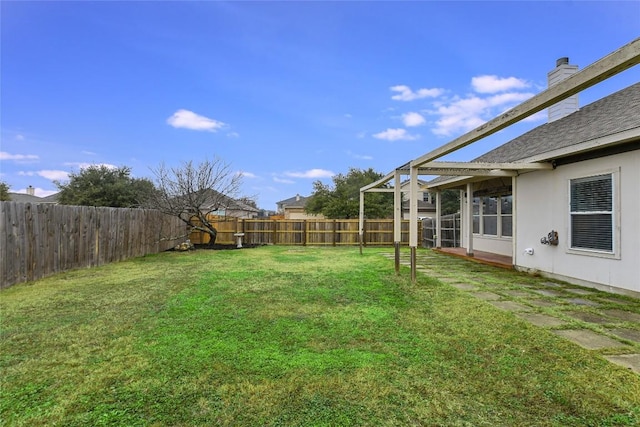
[[472, 194, 512, 237], [569, 174, 613, 252]]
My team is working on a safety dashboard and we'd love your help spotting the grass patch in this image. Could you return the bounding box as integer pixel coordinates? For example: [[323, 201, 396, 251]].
[[1, 246, 639, 426]]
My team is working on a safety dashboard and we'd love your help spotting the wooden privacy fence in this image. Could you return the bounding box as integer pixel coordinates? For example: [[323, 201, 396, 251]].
[[190, 218, 422, 246], [0, 202, 185, 289]]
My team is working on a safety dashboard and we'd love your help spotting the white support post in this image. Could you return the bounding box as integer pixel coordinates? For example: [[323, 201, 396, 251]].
[[359, 190, 364, 255], [435, 190, 442, 249], [511, 175, 517, 267], [410, 164, 418, 282], [466, 183, 474, 257], [394, 170, 402, 273]]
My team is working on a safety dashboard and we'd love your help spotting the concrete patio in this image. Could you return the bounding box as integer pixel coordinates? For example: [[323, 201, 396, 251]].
[[383, 249, 640, 374]]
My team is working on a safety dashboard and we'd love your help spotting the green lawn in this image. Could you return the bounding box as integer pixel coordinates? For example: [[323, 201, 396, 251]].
[[1, 246, 639, 426]]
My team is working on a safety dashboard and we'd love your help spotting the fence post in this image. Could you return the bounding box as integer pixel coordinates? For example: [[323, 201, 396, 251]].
[[273, 219, 277, 245], [332, 219, 337, 246], [303, 220, 307, 246]]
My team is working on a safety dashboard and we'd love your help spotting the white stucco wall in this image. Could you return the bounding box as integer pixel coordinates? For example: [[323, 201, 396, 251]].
[[472, 236, 513, 257], [513, 150, 640, 295]]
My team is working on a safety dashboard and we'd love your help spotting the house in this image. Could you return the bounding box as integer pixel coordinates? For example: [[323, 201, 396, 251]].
[[276, 194, 325, 220], [400, 179, 436, 219], [8, 186, 59, 204], [428, 79, 639, 296], [360, 39, 640, 296], [197, 189, 259, 219]]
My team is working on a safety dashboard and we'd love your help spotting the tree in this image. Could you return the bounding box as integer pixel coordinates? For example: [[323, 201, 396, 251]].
[[145, 157, 246, 246], [55, 165, 155, 207], [0, 181, 10, 201], [306, 167, 393, 219], [441, 189, 461, 215]]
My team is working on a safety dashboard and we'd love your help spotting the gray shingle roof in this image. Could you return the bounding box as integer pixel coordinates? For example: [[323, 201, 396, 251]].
[[474, 82, 640, 163], [201, 189, 259, 212], [277, 195, 309, 208], [7, 192, 59, 203]]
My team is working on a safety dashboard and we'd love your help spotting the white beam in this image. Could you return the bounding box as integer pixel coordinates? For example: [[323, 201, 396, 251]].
[[366, 188, 395, 193], [421, 170, 518, 177], [419, 161, 553, 170], [360, 171, 395, 192]]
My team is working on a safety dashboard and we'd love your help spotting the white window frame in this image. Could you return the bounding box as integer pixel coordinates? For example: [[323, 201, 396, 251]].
[[567, 169, 620, 259], [472, 194, 512, 239]]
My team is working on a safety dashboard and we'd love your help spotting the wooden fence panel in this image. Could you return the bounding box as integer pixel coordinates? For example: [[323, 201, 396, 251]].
[[0, 202, 185, 289], [243, 220, 275, 245], [188, 218, 422, 247]]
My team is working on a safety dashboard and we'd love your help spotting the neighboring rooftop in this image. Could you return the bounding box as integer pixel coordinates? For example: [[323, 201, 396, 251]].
[[7, 192, 59, 204], [276, 194, 309, 210]]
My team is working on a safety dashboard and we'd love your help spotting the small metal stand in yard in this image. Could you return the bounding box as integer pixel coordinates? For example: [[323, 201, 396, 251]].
[[234, 233, 245, 248]]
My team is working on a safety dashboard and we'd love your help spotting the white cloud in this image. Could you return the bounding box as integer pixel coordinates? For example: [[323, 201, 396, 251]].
[[402, 112, 426, 127], [390, 85, 444, 101], [19, 170, 69, 181], [381, 73, 538, 139], [346, 150, 373, 160], [64, 162, 118, 171], [273, 177, 295, 184], [227, 131, 240, 138], [167, 109, 226, 132], [39, 170, 70, 180], [16, 134, 25, 141], [238, 171, 257, 179], [471, 75, 530, 94], [373, 128, 419, 141], [284, 169, 335, 179], [81, 150, 97, 155], [1, 151, 39, 161], [430, 91, 535, 136]]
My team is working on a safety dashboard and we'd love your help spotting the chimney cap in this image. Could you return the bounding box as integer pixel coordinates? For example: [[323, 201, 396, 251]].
[[556, 57, 569, 67]]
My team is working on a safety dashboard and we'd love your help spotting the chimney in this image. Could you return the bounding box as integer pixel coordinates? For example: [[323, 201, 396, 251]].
[[548, 57, 579, 123], [295, 194, 300, 201], [27, 185, 35, 196]]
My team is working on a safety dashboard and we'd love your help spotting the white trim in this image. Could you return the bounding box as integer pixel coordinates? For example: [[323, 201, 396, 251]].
[[520, 127, 640, 164]]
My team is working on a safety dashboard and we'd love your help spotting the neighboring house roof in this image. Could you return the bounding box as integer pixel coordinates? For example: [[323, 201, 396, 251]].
[[400, 179, 430, 188], [7, 192, 59, 204], [200, 189, 259, 213], [474, 82, 640, 163], [277, 194, 309, 209]]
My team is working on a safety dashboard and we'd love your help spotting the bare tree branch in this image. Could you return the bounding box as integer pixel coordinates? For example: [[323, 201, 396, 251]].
[[145, 157, 248, 246]]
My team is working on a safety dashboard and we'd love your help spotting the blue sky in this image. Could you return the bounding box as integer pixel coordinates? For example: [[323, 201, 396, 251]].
[[1, 1, 639, 211]]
